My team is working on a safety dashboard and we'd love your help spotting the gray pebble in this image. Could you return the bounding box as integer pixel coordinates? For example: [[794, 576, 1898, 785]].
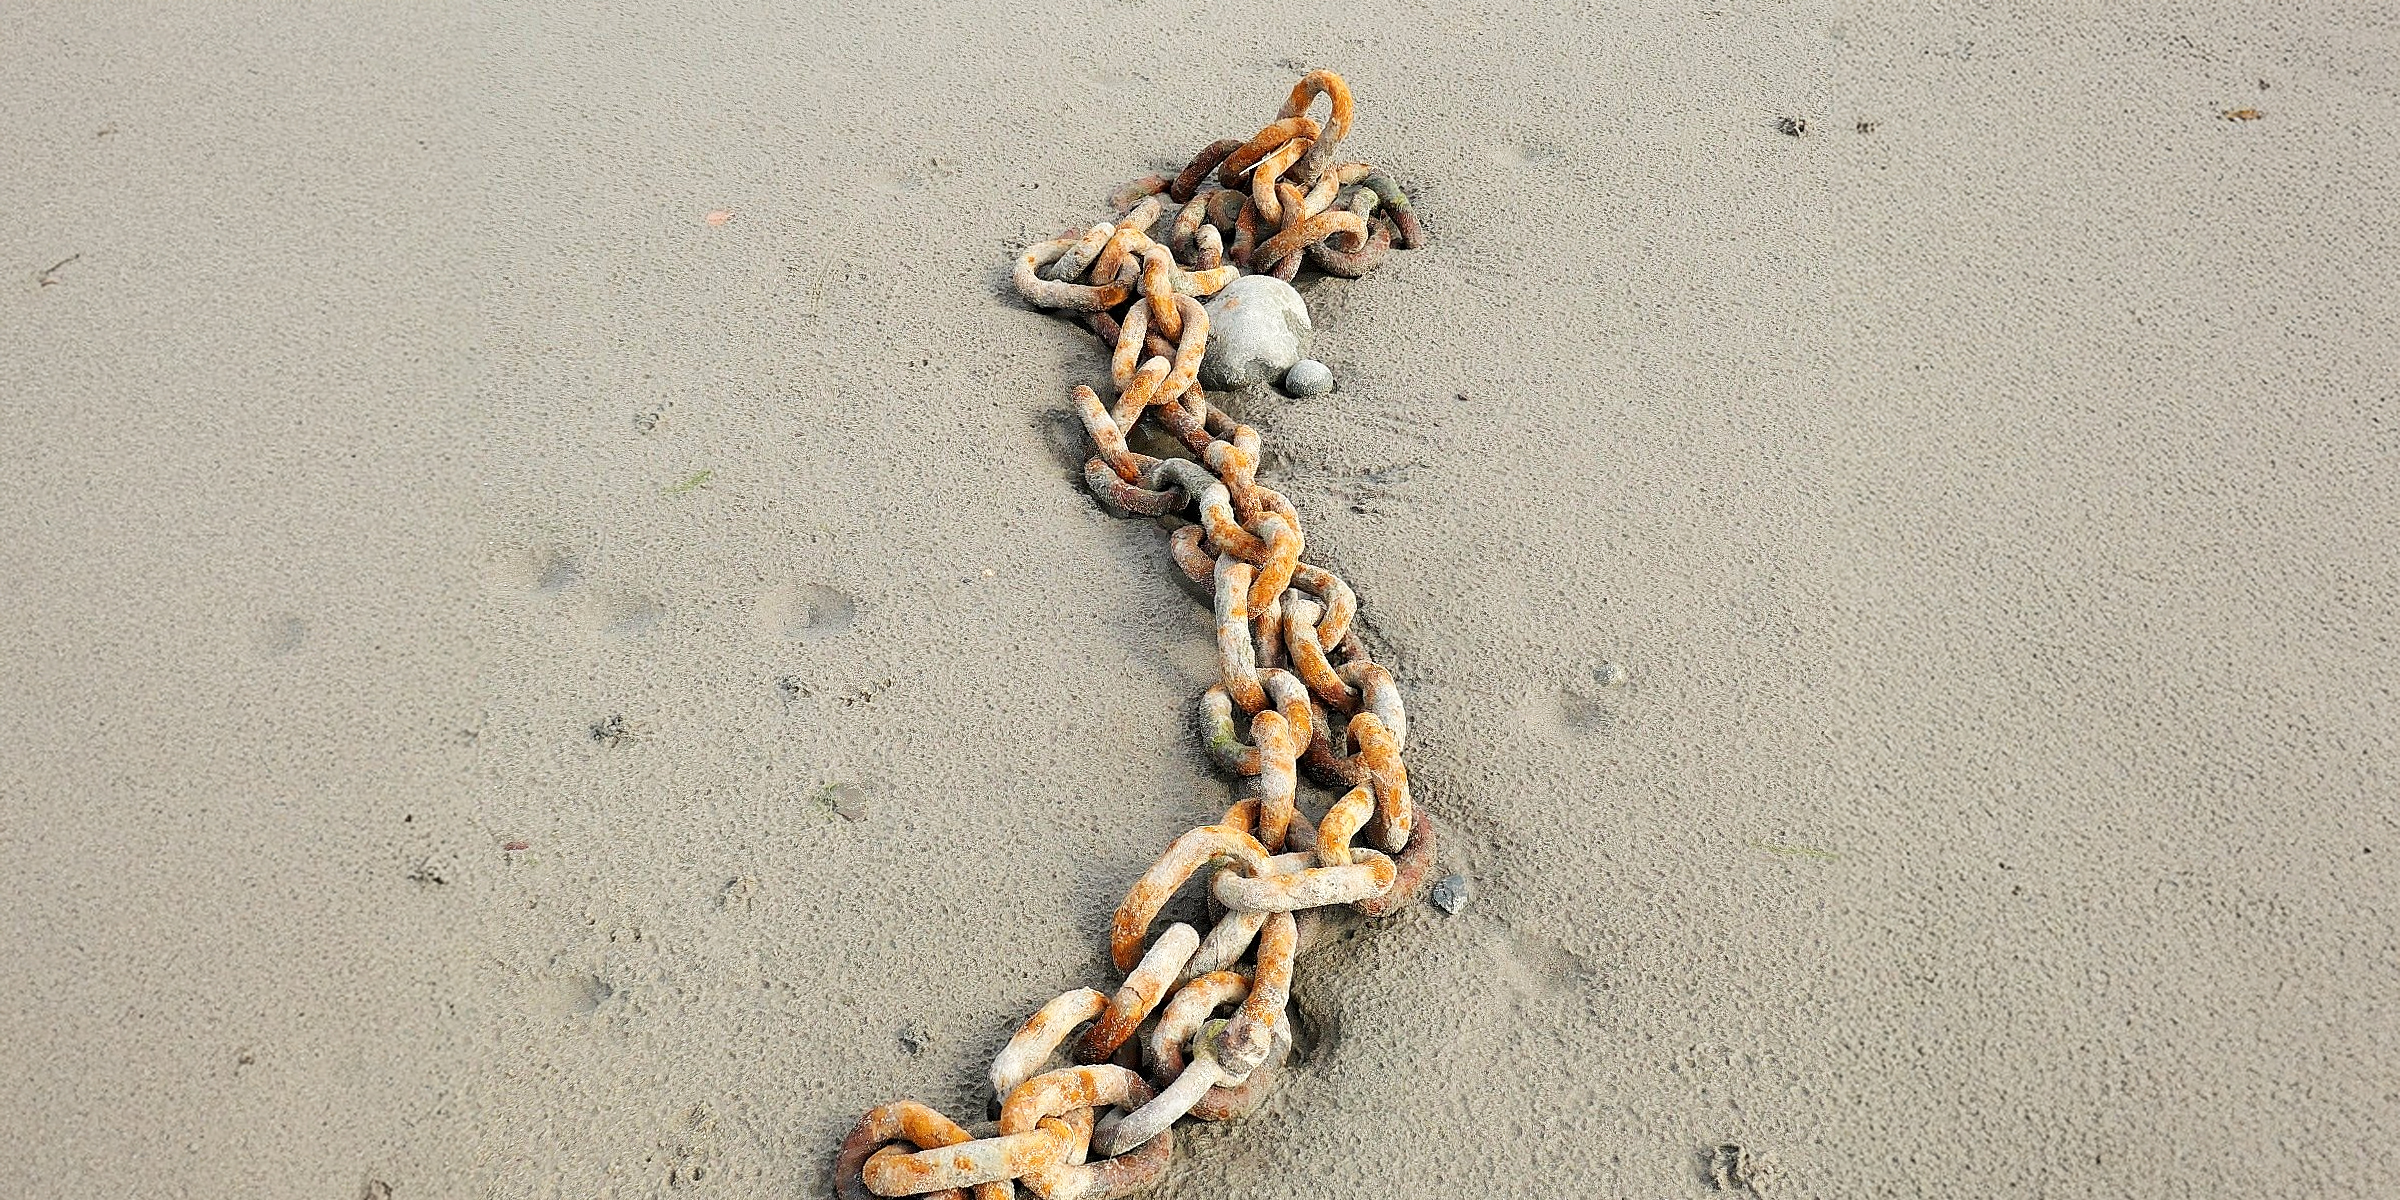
[[1199, 275, 1312, 389], [1430, 873, 1470, 915], [1283, 359, 1334, 397], [825, 782, 870, 822], [1594, 662, 1629, 687]]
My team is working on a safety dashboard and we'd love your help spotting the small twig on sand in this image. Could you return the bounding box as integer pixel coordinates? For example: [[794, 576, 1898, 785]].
[[663, 469, 714, 496], [37, 254, 81, 287]]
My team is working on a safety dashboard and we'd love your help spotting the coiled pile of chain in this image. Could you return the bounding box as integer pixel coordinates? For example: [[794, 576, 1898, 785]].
[[836, 71, 1430, 1200]]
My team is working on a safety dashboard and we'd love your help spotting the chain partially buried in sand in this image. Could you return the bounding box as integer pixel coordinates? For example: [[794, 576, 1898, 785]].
[[837, 70, 1430, 1200]]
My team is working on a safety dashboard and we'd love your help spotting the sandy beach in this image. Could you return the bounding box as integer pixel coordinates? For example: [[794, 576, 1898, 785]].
[[6, 2, 2395, 1197]]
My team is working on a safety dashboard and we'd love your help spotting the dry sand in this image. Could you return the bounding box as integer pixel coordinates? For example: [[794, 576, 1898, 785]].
[[5, 2, 2396, 1197]]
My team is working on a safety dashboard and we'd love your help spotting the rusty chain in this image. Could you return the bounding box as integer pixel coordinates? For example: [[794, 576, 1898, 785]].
[[837, 70, 1430, 1200]]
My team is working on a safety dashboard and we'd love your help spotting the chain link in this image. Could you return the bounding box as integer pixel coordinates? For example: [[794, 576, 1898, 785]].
[[837, 69, 1429, 1200]]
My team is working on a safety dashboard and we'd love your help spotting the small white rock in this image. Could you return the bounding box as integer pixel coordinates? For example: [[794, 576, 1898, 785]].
[[1283, 359, 1334, 397]]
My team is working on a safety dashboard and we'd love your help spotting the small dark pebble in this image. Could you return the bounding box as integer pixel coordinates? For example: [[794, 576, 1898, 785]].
[[898, 1022, 929, 1056], [1431, 873, 1470, 915], [1778, 116, 1806, 137]]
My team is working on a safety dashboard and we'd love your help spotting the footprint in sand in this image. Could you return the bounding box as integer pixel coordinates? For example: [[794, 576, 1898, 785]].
[[481, 543, 582, 595], [251, 613, 310, 658], [752, 582, 857, 641], [541, 973, 614, 1016], [599, 594, 665, 636], [1554, 661, 1631, 734], [533, 551, 582, 593], [1489, 930, 1595, 999]]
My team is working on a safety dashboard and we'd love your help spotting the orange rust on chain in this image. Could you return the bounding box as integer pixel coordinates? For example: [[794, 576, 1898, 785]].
[[1230, 199, 1260, 268], [837, 1101, 1008, 1200], [1109, 824, 1271, 971], [1273, 181, 1310, 229], [1076, 922, 1200, 1063], [1350, 713, 1413, 852], [1246, 671, 1312, 851], [1089, 209, 1158, 288], [1015, 239, 1130, 311], [1203, 187, 1246, 233], [1000, 1065, 1153, 1136], [1313, 785, 1375, 867], [1276, 70, 1355, 183], [1168, 191, 1214, 256], [1046, 223, 1116, 283], [1254, 210, 1368, 276], [1202, 432, 1262, 518], [1306, 216, 1393, 277], [1044, 1107, 1097, 1168], [1291, 563, 1355, 646], [847, 71, 1432, 1200], [1109, 358, 1170, 431], [863, 1126, 1071, 1197], [1216, 911, 1296, 1075], [1187, 1030, 1284, 1121], [992, 987, 1111, 1102], [1072, 386, 1142, 484], [1167, 263, 1238, 296], [1212, 847, 1395, 912], [1337, 659, 1406, 745], [1192, 224, 1224, 270], [1170, 138, 1243, 201], [1353, 811, 1437, 917], [1145, 971, 1251, 1080], [1109, 305, 1148, 391], [1212, 557, 1268, 713], [1249, 137, 1313, 226], [1262, 668, 1313, 752], [1248, 700, 1305, 854], [1280, 595, 1354, 710], [1110, 175, 1169, 212], [1246, 515, 1302, 612], [1169, 525, 1214, 585], [1299, 170, 1343, 220], [1215, 116, 1321, 185], [1202, 504, 1268, 573], [1000, 1066, 1169, 1200], [1217, 798, 1260, 834], [1151, 387, 1221, 459], [1251, 593, 1286, 671], [1157, 295, 1207, 398], [1135, 246, 1184, 339], [1184, 907, 1270, 983], [1084, 454, 1183, 518]]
